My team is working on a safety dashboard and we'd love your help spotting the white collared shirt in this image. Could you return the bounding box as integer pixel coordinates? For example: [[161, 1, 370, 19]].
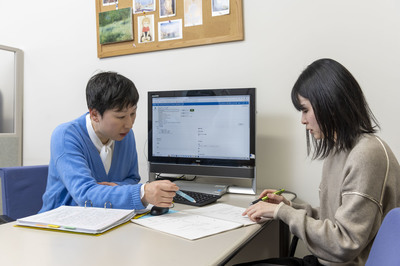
[[86, 114, 114, 174]]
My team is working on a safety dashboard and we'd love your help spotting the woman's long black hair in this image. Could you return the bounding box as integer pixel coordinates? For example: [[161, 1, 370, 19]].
[[291, 58, 379, 159]]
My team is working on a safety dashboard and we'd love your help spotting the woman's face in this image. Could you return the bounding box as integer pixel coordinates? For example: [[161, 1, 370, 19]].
[[298, 95, 323, 139]]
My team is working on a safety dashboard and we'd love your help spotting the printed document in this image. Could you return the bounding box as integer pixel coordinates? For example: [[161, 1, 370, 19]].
[[131, 203, 256, 240]]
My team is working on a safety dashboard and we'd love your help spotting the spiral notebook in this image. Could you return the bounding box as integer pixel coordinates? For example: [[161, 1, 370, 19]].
[[16, 205, 136, 234]]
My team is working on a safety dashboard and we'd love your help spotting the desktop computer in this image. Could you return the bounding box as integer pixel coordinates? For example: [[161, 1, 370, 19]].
[[148, 87, 256, 196]]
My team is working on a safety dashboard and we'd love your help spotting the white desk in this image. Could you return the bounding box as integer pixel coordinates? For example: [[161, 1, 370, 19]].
[[0, 193, 295, 266]]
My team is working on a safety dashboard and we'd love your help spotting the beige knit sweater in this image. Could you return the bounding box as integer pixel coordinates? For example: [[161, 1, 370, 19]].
[[275, 134, 400, 265]]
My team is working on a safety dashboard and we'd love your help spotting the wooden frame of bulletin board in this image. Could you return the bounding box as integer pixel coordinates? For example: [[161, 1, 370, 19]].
[[95, 0, 243, 58]]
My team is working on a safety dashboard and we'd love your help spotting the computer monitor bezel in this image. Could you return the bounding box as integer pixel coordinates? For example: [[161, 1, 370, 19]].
[[147, 88, 256, 178]]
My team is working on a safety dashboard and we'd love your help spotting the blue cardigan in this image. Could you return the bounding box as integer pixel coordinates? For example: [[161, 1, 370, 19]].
[[40, 113, 145, 212]]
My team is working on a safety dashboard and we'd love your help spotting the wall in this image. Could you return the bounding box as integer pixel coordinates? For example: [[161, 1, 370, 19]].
[[1, 0, 400, 256]]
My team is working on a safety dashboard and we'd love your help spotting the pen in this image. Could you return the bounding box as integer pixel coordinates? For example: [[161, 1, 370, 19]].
[[251, 189, 285, 205], [176, 190, 197, 203]]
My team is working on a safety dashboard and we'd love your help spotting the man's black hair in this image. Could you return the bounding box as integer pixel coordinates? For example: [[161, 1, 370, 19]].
[[86, 71, 139, 116]]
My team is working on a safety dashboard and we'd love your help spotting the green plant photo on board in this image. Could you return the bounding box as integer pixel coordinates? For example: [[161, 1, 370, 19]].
[[99, 7, 133, 44]]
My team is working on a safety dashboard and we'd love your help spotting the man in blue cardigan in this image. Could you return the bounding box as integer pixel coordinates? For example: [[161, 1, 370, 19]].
[[40, 72, 178, 212]]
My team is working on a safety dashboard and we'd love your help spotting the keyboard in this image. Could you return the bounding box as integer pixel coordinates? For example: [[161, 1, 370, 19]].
[[173, 190, 221, 207]]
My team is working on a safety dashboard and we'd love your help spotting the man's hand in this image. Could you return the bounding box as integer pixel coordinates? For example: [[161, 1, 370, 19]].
[[143, 180, 179, 207]]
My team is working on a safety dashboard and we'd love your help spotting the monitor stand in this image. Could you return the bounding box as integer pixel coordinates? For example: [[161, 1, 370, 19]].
[[173, 180, 228, 196], [227, 185, 256, 195], [150, 168, 257, 195], [173, 173, 257, 196], [226, 174, 257, 195]]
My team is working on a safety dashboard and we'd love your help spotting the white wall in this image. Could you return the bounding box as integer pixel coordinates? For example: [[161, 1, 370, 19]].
[[1, 0, 400, 211]]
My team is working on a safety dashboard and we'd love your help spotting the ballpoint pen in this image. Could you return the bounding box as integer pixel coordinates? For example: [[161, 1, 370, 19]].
[[176, 190, 197, 203], [251, 189, 285, 205]]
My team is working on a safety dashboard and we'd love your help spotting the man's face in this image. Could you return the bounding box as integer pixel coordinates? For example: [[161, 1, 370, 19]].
[[91, 105, 137, 144]]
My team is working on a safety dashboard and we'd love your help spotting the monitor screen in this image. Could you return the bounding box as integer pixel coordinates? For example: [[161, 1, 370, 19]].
[[148, 88, 256, 179]]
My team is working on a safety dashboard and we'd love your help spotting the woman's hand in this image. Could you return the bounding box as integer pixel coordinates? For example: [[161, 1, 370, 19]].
[[259, 189, 290, 205], [242, 189, 290, 223], [242, 201, 278, 223]]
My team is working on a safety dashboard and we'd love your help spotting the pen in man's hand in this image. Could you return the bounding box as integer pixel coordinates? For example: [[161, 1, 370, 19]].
[[176, 190, 197, 203], [251, 189, 285, 205]]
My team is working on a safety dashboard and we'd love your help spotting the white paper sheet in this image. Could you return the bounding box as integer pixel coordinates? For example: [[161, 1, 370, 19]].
[[131, 203, 256, 240], [184, 203, 256, 226]]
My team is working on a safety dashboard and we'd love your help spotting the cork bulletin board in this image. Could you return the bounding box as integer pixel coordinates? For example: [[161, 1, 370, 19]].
[[95, 0, 244, 58]]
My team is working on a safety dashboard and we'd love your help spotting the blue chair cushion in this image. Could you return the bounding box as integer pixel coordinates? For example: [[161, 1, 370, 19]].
[[366, 207, 400, 265], [0, 165, 48, 220]]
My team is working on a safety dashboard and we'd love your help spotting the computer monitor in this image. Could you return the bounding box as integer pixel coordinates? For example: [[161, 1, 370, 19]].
[[148, 88, 256, 194]]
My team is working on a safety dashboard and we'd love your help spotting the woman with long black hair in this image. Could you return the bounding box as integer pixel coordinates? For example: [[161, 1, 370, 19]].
[[241, 59, 400, 265]]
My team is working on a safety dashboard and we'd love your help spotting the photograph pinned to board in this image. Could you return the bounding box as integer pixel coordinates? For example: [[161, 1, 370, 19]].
[[99, 7, 134, 45], [103, 0, 117, 6], [138, 14, 155, 43], [212, 0, 230, 16], [158, 19, 183, 41], [160, 0, 176, 18], [184, 0, 203, 27], [133, 0, 156, 14]]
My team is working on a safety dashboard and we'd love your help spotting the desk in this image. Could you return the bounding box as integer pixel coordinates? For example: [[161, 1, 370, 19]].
[[0, 193, 295, 266]]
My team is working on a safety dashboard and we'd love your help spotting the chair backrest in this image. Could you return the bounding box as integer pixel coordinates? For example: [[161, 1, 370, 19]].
[[0, 165, 48, 220], [365, 207, 400, 265]]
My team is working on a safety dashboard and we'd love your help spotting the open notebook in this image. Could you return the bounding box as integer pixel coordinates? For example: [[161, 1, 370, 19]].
[[16, 205, 136, 234]]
